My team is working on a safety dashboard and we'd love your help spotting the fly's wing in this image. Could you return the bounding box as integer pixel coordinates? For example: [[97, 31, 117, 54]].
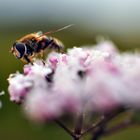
[[36, 31, 43, 36], [35, 31, 44, 42]]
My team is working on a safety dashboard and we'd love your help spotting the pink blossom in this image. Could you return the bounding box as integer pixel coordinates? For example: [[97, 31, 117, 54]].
[[8, 73, 33, 103], [8, 41, 140, 122]]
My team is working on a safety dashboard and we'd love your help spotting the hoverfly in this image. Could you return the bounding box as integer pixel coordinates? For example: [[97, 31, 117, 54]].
[[11, 24, 73, 63]]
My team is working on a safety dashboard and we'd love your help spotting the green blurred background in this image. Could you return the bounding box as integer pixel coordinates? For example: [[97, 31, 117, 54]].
[[1, 0, 140, 140]]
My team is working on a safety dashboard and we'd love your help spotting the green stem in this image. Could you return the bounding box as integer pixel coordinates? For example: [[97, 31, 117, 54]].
[[55, 120, 75, 138], [91, 127, 104, 140], [104, 119, 132, 136], [81, 108, 125, 138], [74, 113, 84, 135]]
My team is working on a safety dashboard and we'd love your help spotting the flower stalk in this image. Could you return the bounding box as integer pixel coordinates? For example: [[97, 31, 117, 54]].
[[55, 120, 76, 138]]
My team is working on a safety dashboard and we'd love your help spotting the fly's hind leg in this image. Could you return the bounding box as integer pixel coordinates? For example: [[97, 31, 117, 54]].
[[39, 50, 44, 58], [39, 50, 46, 65]]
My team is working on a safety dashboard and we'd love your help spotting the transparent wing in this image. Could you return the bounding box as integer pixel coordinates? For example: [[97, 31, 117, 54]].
[[37, 31, 43, 36]]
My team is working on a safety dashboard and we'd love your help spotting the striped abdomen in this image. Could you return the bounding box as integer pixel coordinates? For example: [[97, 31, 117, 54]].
[[36, 36, 64, 52]]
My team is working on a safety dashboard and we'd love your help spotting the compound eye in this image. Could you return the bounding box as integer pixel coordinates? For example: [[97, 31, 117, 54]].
[[13, 42, 26, 59]]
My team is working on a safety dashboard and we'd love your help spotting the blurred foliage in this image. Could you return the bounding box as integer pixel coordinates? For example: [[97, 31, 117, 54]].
[[0, 24, 140, 140]]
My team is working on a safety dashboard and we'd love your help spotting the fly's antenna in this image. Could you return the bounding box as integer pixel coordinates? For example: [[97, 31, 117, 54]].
[[37, 24, 74, 38]]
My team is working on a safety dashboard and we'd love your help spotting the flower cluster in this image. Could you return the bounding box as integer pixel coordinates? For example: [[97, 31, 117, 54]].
[[8, 40, 140, 122]]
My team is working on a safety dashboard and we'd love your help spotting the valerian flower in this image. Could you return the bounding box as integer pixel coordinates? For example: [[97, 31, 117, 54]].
[[7, 40, 140, 122]]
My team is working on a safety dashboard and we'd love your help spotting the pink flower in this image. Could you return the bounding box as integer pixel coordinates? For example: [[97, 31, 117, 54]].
[[8, 73, 33, 103], [8, 40, 140, 122], [24, 89, 81, 122]]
